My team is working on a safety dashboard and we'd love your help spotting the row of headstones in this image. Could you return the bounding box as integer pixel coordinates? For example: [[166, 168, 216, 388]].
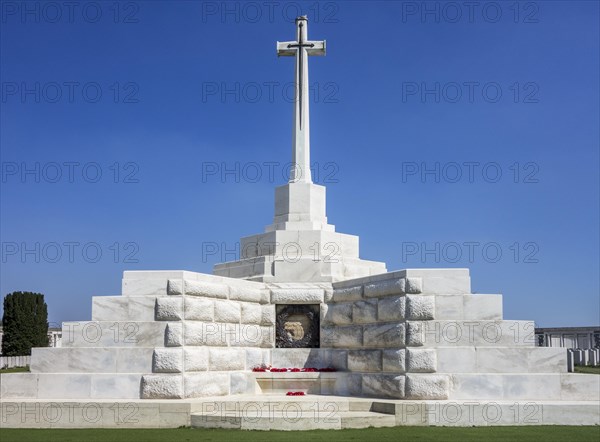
[[567, 348, 600, 371]]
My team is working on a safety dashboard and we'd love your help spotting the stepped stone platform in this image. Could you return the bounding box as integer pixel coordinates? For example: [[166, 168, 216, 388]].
[[1, 269, 598, 428]]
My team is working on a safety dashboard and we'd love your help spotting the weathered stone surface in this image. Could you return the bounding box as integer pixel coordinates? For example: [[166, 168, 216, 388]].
[[155, 298, 183, 321], [364, 278, 405, 298], [153, 348, 183, 373], [245, 348, 271, 370], [353, 300, 377, 324], [261, 305, 276, 325], [165, 323, 183, 347], [405, 277, 422, 294], [324, 288, 334, 303], [270, 288, 324, 304], [406, 295, 435, 320], [230, 372, 255, 395], [209, 348, 245, 371], [348, 350, 382, 372], [230, 324, 267, 347], [185, 373, 229, 397], [362, 374, 405, 399], [406, 321, 424, 347], [184, 322, 228, 346], [185, 279, 228, 299], [377, 295, 405, 322], [321, 326, 362, 348], [405, 374, 449, 399], [241, 303, 262, 325], [332, 286, 363, 302], [325, 303, 353, 325], [214, 300, 241, 323], [141, 374, 183, 399], [383, 349, 406, 373], [184, 297, 214, 321], [363, 323, 405, 348], [183, 348, 208, 371], [167, 279, 183, 296], [229, 285, 262, 303], [407, 348, 437, 373]]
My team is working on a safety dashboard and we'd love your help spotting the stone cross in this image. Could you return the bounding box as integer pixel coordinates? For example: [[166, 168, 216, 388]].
[[277, 16, 326, 183]]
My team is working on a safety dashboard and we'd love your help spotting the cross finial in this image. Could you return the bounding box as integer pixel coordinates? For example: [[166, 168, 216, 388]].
[[277, 17, 326, 183]]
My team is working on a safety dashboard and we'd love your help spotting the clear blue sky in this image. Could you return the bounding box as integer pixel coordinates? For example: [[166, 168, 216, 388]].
[[1, 1, 598, 327]]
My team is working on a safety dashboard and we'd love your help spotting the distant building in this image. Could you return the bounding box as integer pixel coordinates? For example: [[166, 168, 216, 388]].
[[0, 326, 62, 355], [535, 326, 600, 349]]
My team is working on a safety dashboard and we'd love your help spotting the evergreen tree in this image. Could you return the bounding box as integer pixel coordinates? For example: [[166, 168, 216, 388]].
[[1, 292, 49, 356]]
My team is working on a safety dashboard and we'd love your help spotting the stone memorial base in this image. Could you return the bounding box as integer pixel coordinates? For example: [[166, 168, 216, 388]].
[[1, 268, 598, 429]]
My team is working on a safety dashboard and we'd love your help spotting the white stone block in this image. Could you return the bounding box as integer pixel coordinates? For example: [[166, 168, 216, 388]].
[[382, 349, 406, 373], [245, 348, 271, 370], [142, 374, 183, 399], [325, 303, 353, 325], [184, 322, 228, 346], [229, 285, 262, 303], [436, 347, 476, 373], [90, 374, 142, 399], [405, 374, 449, 399], [405, 277, 422, 294], [230, 372, 256, 395], [185, 373, 229, 398], [363, 323, 405, 348], [434, 295, 463, 320], [153, 348, 183, 373], [209, 348, 245, 371], [261, 305, 276, 325], [185, 279, 228, 299], [332, 286, 363, 302], [377, 295, 405, 322], [406, 295, 435, 320], [352, 300, 377, 324], [123, 278, 168, 297], [364, 278, 405, 298], [167, 279, 183, 296], [321, 326, 362, 348], [184, 348, 208, 371], [184, 297, 214, 321], [362, 374, 405, 399], [463, 295, 502, 320], [241, 303, 262, 325], [406, 348, 437, 373], [348, 350, 382, 372], [155, 297, 183, 321], [270, 288, 324, 304], [214, 300, 241, 323], [165, 323, 183, 347]]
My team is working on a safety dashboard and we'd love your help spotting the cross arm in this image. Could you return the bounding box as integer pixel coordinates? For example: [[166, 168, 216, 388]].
[[277, 40, 327, 57], [276, 41, 296, 56]]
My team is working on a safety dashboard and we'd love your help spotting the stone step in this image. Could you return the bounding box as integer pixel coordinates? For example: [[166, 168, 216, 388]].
[[92, 296, 157, 322], [30, 347, 154, 374], [448, 372, 600, 401], [189, 396, 352, 412], [0, 372, 145, 399], [436, 346, 567, 373], [407, 320, 535, 347], [190, 410, 395, 430], [61, 321, 167, 348], [373, 400, 600, 426]]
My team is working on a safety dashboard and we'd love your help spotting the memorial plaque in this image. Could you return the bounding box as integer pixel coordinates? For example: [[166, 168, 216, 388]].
[[276, 304, 320, 348]]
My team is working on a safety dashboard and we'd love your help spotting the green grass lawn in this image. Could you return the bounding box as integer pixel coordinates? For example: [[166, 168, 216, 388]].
[[0, 365, 29, 373], [1, 427, 599, 442], [574, 366, 600, 375]]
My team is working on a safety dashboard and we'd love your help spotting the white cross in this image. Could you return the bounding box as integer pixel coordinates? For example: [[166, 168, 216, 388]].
[[277, 16, 326, 183]]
